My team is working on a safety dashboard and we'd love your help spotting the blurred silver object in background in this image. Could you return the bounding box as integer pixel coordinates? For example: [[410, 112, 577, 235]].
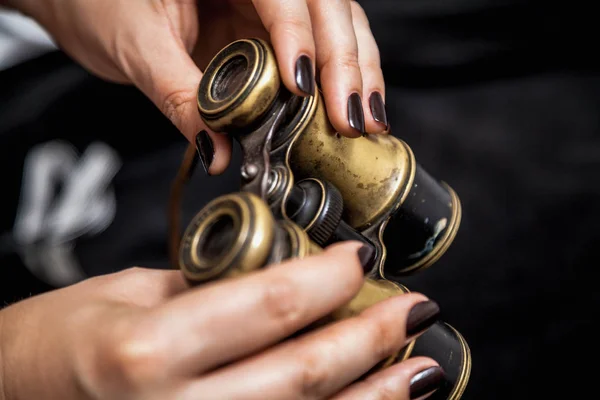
[[0, 7, 56, 71]]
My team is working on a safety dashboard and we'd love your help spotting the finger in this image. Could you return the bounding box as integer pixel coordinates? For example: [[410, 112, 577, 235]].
[[330, 357, 443, 400], [252, 0, 317, 97], [98, 268, 190, 307], [125, 241, 367, 376], [181, 293, 439, 400], [116, 10, 231, 175], [350, 1, 388, 134], [309, 0, 364, 138]]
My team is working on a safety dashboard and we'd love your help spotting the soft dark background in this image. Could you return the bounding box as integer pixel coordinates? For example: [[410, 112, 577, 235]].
[[1, 0, 599, 398]]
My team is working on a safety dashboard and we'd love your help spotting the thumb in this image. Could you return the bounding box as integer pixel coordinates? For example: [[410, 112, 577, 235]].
[[124, 29, 232, 175]]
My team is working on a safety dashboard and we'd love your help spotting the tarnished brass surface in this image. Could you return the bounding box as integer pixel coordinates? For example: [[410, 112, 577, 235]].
[[197, 38, 280, 133], [331, 279, 415, 367], [193, 37, 463, 274], [197, 38, 418, 232], [174, 188, 469, 397], [278, 221, 416, 368], [179, 192, 275, 282], [178, 191, 415, 370], [332, 279, 405, 320], [170, 37, 471, 399], [279, 219, 322, 258], [192, 37, 464, 279], [288, 92, 416, 231]]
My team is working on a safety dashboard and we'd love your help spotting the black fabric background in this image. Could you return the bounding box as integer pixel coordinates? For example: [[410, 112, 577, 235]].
[[1, 0, 599, 398]]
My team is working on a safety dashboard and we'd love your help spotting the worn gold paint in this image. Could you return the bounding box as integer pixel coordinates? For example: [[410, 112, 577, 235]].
[[288, 92, 415, 230], [176, 38, 471, 398], [331, 279, 415, 366], [178, 192, 275, 282], [179, 190, 415, 370], [197, 38, 280, 132], [279, 219, 322, 258], [196, 38, 418, 231]]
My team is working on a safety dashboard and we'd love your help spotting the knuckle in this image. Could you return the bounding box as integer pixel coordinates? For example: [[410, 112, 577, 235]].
[[101, 267, 146, 288], [362, 57, 382, 73], [262, 276, 304, 329], [103, 328, 165, 389], [122, 266, 146, 276], [298, 349, 332, 398], [274, 18, 313, 38], [93, 268, 138, 290], [161, 89, 194, 128], [329, 49, 361, 74]]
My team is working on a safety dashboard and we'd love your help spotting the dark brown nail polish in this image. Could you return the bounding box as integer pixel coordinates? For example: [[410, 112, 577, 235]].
[[295, 55, 315, 96], [369, 92, 388, 129], [347, 93, 365, 135], [410, 366, 445, 399], [357, 244, 376, 274], [195, 130, 214, 175], [406, 300, 440, 336]]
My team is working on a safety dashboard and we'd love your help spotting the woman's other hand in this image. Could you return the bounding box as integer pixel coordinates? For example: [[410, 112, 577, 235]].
[[0, 242, 442, 400]]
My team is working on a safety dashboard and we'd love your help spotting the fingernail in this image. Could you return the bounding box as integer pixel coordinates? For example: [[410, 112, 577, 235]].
[[369, 92, 388, 130], [406, 300, 440, 336], [195, 130, 214, 175], [295, 55, 315, 96], [356, 244, 376, 274], [347, 93, 365, 135], [410, 366, 445, 399]]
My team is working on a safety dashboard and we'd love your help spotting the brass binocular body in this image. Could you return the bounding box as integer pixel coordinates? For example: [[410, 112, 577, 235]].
[[170, 38, 470, 400]]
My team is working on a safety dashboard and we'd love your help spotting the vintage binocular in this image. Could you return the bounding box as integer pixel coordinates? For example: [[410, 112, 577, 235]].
[[169, 38, 470, 400]]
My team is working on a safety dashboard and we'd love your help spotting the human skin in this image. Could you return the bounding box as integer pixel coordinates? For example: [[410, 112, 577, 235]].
[[0, 1, 441, 398], [0, 242, 440, 400], [4, 0, 391, 175]]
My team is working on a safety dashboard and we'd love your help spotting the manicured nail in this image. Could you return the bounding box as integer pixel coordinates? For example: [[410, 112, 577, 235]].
[[406, 300, 440, 337], [347, 92, 365, 135], [410, 366, 445, 399], [356, 244, 376, 274], [369, 92, 388, 130], [195, 130, 214, 175], [295, 55, 315, 96]]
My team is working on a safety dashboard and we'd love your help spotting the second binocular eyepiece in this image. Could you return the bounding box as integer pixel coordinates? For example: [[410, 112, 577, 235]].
[[179, 191, 470, 400], [195, 38, 462, 281]]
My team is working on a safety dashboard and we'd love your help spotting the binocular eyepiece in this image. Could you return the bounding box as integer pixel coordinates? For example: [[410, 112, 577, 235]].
[[195, 38, 461, 281], [179, 191, 470, 400], [170, 38, 471, 400]]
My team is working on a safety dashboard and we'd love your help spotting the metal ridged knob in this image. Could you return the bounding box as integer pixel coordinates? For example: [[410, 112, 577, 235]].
[[286, 178, 344, 246]]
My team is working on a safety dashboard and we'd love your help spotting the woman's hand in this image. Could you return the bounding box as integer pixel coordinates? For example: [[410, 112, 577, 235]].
[[8, 0, 389, 175], [0, 242, 443, 400]]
